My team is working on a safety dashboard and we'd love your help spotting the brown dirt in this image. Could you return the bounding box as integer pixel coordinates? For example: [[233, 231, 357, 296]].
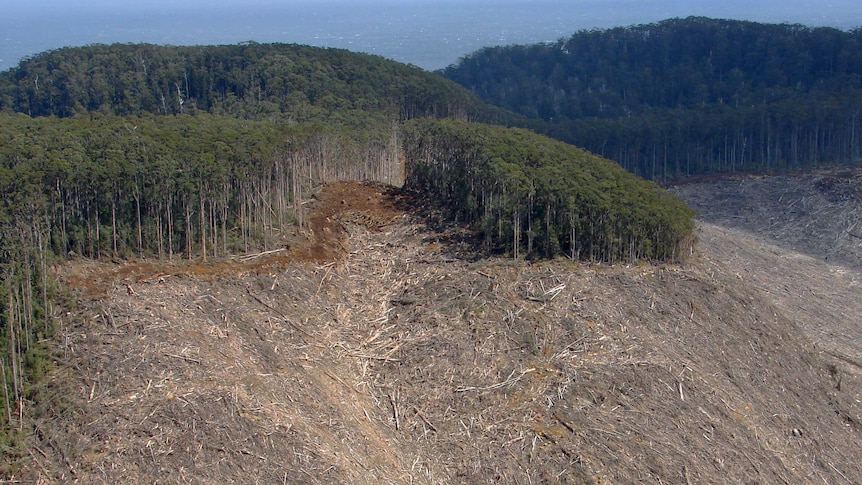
[[14, 180, 862, 484], [63, 181, 408, 299]]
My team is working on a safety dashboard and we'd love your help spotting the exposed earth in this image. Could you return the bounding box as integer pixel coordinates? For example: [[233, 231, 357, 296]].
[[14, 175, 862, 484]]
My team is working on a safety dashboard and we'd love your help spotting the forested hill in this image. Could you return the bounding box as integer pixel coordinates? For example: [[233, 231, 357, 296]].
[[442, 17, 862, 179], [0, 42, 494, 123]]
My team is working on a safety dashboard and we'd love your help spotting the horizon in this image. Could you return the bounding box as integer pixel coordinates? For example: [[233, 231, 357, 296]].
[[3, 1, 862, 72]]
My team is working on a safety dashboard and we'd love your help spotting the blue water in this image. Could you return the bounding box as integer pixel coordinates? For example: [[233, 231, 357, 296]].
[[2, 0, 862, 72]]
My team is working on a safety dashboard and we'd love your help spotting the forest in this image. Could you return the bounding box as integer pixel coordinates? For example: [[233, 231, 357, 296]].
[[442, 17, 862, 179], [401, 119, 694, 262], [0, 42, 694, 457], [0, 42, 485, 122]]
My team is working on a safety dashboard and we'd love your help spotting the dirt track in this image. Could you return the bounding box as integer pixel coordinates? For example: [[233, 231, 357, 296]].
[[19, 180, 862, 484], [64, 182, 408, 299]]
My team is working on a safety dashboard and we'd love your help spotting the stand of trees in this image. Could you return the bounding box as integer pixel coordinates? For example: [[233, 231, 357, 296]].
[[442, 17, 862, 179], [402, 119, 695, 262], [0, 113, 403, 261]]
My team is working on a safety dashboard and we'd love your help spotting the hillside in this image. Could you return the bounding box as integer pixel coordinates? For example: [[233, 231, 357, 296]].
[[0, 44, 697, 465], [2, 39, 859, 483], [11, 180, 861, 483], [672, 168, 862, 271], [0, 43, 499, 123], [672, 168, 862, 369], [442, 17, 862, 179]]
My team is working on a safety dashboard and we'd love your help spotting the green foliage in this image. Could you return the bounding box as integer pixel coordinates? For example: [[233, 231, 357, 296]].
[[0, 112, 406, 260], [0, 42, 487, 123], [442, 17, 862, 179], [401, 119, 695, 262]]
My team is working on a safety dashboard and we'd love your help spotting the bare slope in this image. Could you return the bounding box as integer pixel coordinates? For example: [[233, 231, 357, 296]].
[[672, 169, 862, 271], [20, 182, 862, 484]]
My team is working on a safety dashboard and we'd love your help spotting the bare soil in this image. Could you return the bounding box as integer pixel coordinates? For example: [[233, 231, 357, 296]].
[[13, 180, 862, 484]]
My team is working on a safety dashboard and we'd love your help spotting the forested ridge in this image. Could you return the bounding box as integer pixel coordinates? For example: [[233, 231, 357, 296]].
[[442, 17, 862, 179], [0, 42, 694, 466], [0, 42, 491, 123]]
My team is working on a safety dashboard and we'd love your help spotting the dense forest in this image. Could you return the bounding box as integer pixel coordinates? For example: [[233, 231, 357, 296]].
[[0, 42, 495, 123], [0, 42, 695, 458], [442, 17, 862, 179], [402, 119, 694, 261]]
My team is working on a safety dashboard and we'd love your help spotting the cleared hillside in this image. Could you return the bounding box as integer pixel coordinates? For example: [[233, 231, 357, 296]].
[[672, 169, 862, 271], [13, 181, 861, 484], [673, 167, 862, 401]]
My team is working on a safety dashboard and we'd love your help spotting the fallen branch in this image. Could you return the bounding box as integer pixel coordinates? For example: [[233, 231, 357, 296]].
[[28, 449, 52, 479], [165, 353, 201, 364], [830, 462, 853, 484], [315, 265, 334, 296], [456, 368, 535, 392], [389, 390, 400, 430], [347, 352, 401, 362], [527, 284, 566, 303], [413, 406, 438, 433], [245, 288, 313, 341], [238, 248, 287, 262]]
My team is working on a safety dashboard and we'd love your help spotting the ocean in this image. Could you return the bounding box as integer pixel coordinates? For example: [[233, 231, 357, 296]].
[[2, 0, 862, 73]]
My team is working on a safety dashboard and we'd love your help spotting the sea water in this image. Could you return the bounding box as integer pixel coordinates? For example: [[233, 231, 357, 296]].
[[2, 0, 861, 73]]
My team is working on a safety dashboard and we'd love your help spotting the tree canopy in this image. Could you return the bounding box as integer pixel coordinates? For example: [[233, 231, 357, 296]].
[[442, 17, 862, 179], [402, 119, 695, 262], [0, 42, 488, 123]]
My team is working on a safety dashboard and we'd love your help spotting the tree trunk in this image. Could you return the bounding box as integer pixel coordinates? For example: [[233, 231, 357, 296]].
[[111, 198, 118, 258], [38, 228, 49, 334], [185, 199, 192, 260], [1, 356, 12, 425], [156, 209, 163, 259], [199, 183, 206, 262], [134, 188, 143, 257], [513, 207, 520, 260], [167, 195, 173, 261]]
